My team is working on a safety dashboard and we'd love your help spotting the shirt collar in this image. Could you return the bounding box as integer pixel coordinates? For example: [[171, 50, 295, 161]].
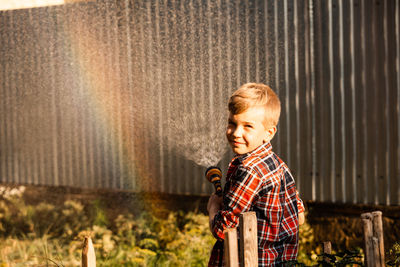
[[235, 142, 273, 162]]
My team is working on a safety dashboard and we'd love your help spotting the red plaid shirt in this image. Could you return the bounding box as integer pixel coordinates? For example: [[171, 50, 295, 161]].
[[208, 142, 304, 266]]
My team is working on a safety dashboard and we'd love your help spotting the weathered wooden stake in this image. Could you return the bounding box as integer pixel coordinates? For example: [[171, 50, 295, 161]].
[[372, 211, 385, 266], [361, 212, 384, 267], [224, 227, 239, 267], [361, 213, 375, 267], [239, 212, 258, 267], [372, 237, 380, 267], [322, 241, 332, 263], [82, 236, 96, 267], [323, 241, 332, 254]]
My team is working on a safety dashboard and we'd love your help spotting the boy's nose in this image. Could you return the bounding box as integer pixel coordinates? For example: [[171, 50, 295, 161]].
[[232, 126, 243, 137]]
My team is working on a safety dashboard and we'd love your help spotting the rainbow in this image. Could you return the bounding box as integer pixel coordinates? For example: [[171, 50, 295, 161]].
[[63, 9, 163, 213]]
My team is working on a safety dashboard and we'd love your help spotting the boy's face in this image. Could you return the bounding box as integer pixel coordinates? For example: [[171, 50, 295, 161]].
[[226, 106, 276, 155]]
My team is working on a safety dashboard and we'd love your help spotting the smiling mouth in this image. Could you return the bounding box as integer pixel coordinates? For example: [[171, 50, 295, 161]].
[[231, 140, 244, 146]]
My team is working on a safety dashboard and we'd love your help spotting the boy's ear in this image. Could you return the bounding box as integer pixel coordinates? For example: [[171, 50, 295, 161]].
[[263, 126, 277, 143]]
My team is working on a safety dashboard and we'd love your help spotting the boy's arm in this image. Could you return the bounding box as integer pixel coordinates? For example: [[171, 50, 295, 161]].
[[210, 166, 263, 240]]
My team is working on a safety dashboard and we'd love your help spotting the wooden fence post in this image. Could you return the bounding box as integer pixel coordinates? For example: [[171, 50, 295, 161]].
[[361, 213, 375, 267], [239, 212, 258, 267], [372, 211, 385, 266], [224, 227, 239, 267], [361, 212, 385, 267], [322, 241, 332, 263], [82, 236, 96, 267]]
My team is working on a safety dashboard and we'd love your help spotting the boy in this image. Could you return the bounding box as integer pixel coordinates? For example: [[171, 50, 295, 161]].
[[207, 83, 305, 266]]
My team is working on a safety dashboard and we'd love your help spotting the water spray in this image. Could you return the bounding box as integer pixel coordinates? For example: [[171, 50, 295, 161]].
[[205, 166, 223, 196]]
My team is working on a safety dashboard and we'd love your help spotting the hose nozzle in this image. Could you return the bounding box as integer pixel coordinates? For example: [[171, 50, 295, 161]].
[[205, 166, 222, 196]]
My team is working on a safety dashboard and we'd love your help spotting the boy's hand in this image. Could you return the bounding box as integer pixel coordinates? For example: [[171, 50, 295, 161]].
[[207, 193, 223, 214], [207, 194, 223, 232], [298, 211, 305, 226]]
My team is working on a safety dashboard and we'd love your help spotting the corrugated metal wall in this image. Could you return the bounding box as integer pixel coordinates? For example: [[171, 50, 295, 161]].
[[0, 0, 399, 205], [310, 0, 400, 205]]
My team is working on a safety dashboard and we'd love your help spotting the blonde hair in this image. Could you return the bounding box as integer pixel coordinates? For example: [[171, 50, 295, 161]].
[[228, 83, 281, 127]]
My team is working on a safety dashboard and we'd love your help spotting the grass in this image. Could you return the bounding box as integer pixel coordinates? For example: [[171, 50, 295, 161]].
[[0, 185, 399, 266], [0, 185, 215, 266]]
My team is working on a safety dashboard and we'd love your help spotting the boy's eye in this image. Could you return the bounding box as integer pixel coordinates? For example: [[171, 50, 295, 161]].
[[245, 124, 253, 128]]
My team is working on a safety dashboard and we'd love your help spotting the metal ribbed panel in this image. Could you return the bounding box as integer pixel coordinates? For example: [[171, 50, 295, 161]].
[[0, 0, 399, 205], [311, 0, 400, 205]]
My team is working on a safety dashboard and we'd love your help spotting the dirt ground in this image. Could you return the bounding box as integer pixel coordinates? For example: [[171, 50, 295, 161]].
[[10, 183, 400, 252]]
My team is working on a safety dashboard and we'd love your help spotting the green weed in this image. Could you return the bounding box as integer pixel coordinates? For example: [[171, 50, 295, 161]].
[[0, 186, 399, 266]]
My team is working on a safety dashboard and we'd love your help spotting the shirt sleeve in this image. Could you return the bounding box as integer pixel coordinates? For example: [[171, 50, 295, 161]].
[[211, 166, 263, 240]]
